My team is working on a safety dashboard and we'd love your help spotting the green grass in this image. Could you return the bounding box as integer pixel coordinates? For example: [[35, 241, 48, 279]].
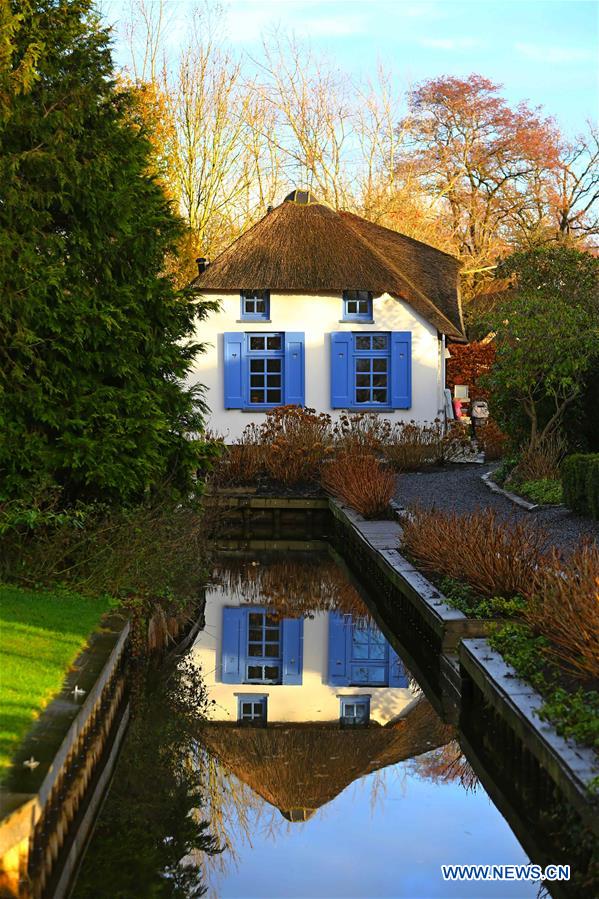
[[0, 585, 113, 781], [516, 478, 563, 505]]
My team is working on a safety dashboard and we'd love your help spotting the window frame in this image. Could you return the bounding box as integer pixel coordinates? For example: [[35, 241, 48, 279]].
[[353, 332, 391, 409], [240, 290, 270, 321], [342, 290, 373, 322], [246, 332, 284, 409], [245, 608, 283, 685], [339, 695, 371, 727], [237, 694, 268, 726]]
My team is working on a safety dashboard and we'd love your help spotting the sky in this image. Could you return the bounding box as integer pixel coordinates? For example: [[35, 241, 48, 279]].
[[101, 0, 599, 138]]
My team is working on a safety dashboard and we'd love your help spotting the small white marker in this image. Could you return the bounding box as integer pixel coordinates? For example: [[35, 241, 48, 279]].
[[23, 757, 39, 771], [71, 685, 86, 700]]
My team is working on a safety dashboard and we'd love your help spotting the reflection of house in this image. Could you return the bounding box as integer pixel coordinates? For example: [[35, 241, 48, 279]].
[[199, 698, 451, 823], [193, 583, 412, 727]]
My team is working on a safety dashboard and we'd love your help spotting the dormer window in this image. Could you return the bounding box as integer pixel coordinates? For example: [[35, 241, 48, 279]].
[[241, 290, 270, 321], [343, 290, 373, 322]]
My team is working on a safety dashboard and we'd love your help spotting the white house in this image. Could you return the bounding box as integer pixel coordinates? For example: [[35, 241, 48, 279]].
[[189, 189, 465, 441]]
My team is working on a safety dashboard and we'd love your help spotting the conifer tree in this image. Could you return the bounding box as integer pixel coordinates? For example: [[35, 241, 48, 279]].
[[0, 0, 215, 505]]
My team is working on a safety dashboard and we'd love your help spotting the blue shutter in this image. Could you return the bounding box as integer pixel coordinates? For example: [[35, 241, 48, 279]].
[[221, 607, 246, 683], [327, 612, 351, 685], [391, 331, 411, 409], [283, 332, 305, 406], [282, 617, 303, 684], [389, 645, 408, 687], [224, 332, 245, 408], [330, 332, 352, 408]]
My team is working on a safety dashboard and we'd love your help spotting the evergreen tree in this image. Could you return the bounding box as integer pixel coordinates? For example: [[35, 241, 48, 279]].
[[0, 0, 216, 505]]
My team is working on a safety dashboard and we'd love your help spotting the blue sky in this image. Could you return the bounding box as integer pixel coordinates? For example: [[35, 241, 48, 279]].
[[103, 0, 598, 138]]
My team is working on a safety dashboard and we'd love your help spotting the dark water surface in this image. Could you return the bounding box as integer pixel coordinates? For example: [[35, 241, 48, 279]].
[[73, 551, 544, 899]]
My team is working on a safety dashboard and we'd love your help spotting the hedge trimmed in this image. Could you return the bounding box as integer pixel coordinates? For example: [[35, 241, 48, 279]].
[[561, 454, 599, 519]]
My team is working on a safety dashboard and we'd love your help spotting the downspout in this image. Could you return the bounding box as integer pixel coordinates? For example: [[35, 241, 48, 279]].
[[441, 333, 447, 432]]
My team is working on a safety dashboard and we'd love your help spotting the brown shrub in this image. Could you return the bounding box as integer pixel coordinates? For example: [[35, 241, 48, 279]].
[[261, 405, 333, 486], [383, 420, 469, 471], [401, 506, 548, 597], [209, 426, 265, 487], [321, 452, 395, 519], [332, 412, 392, 454], [525, 542, 599, 680], [477, 417, 508, 461], [511, 432, 567, 483]]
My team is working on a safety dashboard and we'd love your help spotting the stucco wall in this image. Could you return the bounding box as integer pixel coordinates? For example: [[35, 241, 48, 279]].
[[191, 585, 413, 726], [190, 291, 443, 441]]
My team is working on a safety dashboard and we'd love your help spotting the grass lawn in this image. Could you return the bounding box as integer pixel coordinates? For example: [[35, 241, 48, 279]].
[[0, 585, 113, 782]]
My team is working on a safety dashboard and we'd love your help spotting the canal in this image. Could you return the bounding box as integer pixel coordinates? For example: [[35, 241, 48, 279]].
[[71, 549, 564, 898]]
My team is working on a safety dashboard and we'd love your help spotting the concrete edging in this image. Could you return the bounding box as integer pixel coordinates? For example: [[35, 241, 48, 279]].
[[480, 470, 539, 511]]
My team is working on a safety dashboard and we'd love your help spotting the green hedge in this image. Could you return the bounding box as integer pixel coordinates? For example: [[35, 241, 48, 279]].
[[561, 454, 599, 518]]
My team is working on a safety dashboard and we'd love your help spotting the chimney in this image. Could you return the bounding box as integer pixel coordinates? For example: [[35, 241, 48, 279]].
[[266, 205, 274, 213], [196, 257, 209, 275]]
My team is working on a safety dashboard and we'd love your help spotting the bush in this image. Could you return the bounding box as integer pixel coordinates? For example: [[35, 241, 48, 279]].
[[401, 507, 548, 597], [332, 413, 392, 454], [382, 420, 469, 471], [517, 479, 563, 505], [562, 453, 599, 519], [510, 432, 567, 483], [208, 427, 264, 487], [525, 542, 599, 681], [321, 452, 395, 519], [477, 417, 508, 461], [261, 406, 334, 486]]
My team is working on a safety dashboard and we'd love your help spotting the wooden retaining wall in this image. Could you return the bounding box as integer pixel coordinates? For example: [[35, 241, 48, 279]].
[[204, 492, 332, 542]]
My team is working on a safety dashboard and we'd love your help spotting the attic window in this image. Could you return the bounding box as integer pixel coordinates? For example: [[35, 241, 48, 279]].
[[343, 290, 373, 321], [241, 290, 270, 321], [340, 696, 370, 727]]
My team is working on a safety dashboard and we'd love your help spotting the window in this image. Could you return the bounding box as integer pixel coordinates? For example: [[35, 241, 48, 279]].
[[247, 610, 282, 683], [354, 333, 390, 406], [224, 333, 305, 409], [350, 624, 388, 685], [330, 331, 411, 410], [241, 290, 270, 321], [221, 607, 304, 685], [343, 290, 373, 321], [327, 612, 408, 687], [340, 696, 370, 727], [238, 695, 267, 726]]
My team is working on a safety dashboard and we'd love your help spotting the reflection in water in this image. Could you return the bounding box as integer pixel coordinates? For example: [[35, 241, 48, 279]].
[[75, 550, 538, 899]]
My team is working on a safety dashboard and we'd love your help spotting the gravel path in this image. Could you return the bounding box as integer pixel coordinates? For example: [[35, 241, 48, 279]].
[[394, 464, 599, 552]]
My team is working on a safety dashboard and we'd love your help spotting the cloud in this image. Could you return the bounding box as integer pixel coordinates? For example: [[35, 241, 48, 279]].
[[514, 42, 593, 63], [224, 1, 366, 43], [419, 36, 482, 51]]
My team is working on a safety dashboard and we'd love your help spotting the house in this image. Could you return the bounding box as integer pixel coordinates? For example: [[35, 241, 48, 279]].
[[189, 189, 465, 441]]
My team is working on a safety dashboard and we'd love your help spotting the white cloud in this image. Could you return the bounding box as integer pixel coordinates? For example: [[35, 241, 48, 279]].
[[514, 42, 593, 63], [224, 1, 366, 43], [419, 36, 482, 51]]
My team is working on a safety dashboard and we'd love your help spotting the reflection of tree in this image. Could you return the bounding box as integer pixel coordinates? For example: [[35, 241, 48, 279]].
[[211, 551, 373, 621], [408, 741, 479, 792], [73, 658, 220, 898]]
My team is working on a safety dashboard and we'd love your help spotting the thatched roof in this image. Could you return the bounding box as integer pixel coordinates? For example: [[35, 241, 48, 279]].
[[190, 195, 465, 339], [199, 697, 451, 821]]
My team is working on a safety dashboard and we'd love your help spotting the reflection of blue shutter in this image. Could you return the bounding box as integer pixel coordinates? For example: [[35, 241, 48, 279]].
[[282, 618, 303, 684], [221, 607, 246, 683], [224, 333, 245, 408], [389, 645, 408, 687], [283, 332, 305, 406], [327, 612, 351, 685], [330, 332, 352, 408], [391, 331, 411, 409]]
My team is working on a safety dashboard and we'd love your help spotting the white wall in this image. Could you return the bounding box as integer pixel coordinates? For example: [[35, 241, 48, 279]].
[[190, 291, 443, 441], [191, 584, 413, 726]]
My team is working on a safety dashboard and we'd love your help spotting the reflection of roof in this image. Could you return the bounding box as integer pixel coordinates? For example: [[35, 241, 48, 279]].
[[190, 196, 464, 339], [199, 697, 452, 822]]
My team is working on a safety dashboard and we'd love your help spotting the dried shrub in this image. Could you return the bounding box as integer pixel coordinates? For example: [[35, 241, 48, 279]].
[[525, 542, 599, 681], [260, 405, 333, 486], [401, 506, 548, 597], [477, 417, 509, 461], [332, 412, 392, 454], [511, 431, 567, 483], [209, 426, 265, 487], [383, 420, 469, 471], [321, 452, 395, 519]]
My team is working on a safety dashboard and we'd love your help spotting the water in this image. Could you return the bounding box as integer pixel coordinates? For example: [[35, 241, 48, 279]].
[[74, 550, 543, 899]]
